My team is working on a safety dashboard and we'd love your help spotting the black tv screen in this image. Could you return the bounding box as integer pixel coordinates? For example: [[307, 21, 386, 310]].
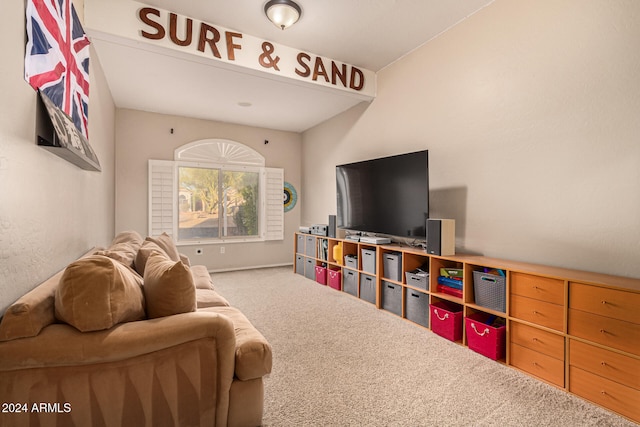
[[336, 150, 429, 239]]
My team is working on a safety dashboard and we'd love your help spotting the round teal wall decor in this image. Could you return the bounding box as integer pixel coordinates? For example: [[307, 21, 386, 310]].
[[284, 182, 297, 212]]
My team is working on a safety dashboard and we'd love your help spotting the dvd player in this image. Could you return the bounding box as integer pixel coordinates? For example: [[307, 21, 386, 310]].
[[359, 236, 391, 244]]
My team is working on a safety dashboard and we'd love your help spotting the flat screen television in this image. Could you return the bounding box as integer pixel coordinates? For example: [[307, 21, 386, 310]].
[[336, 150, 429, 239]]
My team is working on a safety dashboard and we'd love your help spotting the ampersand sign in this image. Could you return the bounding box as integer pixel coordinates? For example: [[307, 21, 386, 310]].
[[259, 42, 280, 71]]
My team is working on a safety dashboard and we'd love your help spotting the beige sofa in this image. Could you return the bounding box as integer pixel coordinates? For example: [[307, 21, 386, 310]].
[[0, 231, 272, 427]]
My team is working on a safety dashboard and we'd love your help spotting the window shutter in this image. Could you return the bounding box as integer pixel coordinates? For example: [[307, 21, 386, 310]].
[[148, 160, 176, 238], [263, 167, 284, 241]]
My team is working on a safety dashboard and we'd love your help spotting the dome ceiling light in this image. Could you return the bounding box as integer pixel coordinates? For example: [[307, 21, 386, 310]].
[[264, 0, 302, 30]]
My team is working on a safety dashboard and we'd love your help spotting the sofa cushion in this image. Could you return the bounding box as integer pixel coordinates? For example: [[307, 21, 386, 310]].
[[146, 233, 180, 262], [202, 306, 272, 381], [191, 265, 214, 290], [196, 289, 230, 308], [95, 242, 139, 268], [0, 270, 62, 341], [111, 230, 144, 246], [95, 231, 145, 268], [134, 240, 169, 276], [55, 255, 146, 332], [143, 251, 196, 319]]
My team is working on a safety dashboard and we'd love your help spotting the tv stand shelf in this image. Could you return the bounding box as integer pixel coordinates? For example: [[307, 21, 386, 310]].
[[293, 232, 640, 424]]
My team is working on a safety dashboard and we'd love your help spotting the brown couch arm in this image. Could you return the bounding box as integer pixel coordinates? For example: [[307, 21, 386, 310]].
[[0, 311, 236, 371], [201, 306, 273, 381], [0, 312, 238, 427]]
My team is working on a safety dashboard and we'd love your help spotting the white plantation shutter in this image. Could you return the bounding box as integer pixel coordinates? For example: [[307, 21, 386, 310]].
[[148, 160, 176, 237], [263, 167, 284, 241]]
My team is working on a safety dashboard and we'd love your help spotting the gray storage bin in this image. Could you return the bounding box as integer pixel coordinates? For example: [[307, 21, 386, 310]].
[[296, 234, 305, 254], [343, 268, 358, 296], [305, 235, 316, 257], [361, 249, 376, 274], [295, 255, 305, 275], [473, 271, 506, 313], [405, 270, 429, 290], [345, 254, 358, 269], [383, 252, 402, 281], [359, 273, 377, 304], [304, 258, 316, 280], [382, 280, 402, 316], [405, 288, 429, 327]]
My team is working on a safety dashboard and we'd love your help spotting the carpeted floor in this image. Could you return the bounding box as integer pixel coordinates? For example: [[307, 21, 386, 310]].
[[213, 267, 637, 427]]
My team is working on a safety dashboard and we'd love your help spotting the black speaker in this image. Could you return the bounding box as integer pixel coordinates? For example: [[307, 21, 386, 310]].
[[328, 215, 336, 238], [427, 219, 441, 255], [427, 219, 455, 256]]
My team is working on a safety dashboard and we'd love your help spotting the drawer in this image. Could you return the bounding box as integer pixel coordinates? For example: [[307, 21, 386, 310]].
[[510, 343, 565, 387], [570, 282, 640, 324], [510, 321, 564, 361], [569, 366, 640, 422], [568, 309, 640, 356], [569, 339, 640, 390], [510, 294, 564, 331], [511, 272, 564, 305]]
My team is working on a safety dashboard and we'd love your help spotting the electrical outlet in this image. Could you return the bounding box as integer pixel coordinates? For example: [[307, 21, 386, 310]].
[[220, 246, 225, 254], [196, 248, 203, 255]]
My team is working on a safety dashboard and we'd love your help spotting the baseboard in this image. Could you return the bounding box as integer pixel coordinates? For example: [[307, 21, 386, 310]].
[[207, 262, 293, 274]]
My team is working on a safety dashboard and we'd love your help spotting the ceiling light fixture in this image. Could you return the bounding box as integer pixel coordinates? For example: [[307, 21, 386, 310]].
[[264, 0, 302, 30]]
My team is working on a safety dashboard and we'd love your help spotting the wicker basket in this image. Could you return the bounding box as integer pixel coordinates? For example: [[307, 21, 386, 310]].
[[472, 271, 506, 313]]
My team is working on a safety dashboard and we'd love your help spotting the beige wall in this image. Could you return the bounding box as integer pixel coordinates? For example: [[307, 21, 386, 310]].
[[0, 1, 116, 312], [115, 109, 301, 270], [302, 0, 640, 278]]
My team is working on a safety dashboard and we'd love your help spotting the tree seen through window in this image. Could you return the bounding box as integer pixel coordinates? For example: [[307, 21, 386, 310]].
[[178, 166, 259, 240]]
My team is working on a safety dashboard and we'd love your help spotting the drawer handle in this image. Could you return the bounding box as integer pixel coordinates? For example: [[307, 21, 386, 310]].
[[471, 323, 490, 337], [532, 337, 539, 343], [601, 300, 608, 305], [600, 329, 608, 334], [601, 361, 607, 367], [433, 309, 449, 321], [533, 310, 539, 315]]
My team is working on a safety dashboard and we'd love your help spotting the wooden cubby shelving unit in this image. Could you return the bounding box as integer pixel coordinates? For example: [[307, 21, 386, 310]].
[[293, 232, 640, 424]]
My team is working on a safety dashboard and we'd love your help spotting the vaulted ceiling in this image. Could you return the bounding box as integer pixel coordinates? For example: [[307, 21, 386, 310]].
[[87, 0, 494, 132]]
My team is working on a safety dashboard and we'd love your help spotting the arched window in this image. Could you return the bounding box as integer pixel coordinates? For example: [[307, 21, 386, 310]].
[[148, 139, 283, 243]]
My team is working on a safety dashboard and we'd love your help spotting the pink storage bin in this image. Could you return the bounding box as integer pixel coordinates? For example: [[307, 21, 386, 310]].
[[465, 312, 506, 360], [430, 301, 463, 342], [328, 269, 341, 290], [315, 265, 327, 285]]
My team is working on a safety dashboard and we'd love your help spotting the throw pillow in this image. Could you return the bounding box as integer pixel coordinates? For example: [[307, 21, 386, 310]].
[[143, 251, 196, 319], [134, 240, 169, 276], [55, 255, 146, 332], [146, 232, 180, 262]]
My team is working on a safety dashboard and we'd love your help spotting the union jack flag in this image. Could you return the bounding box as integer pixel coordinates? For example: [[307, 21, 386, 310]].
[[25, 0, 91, 138]]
